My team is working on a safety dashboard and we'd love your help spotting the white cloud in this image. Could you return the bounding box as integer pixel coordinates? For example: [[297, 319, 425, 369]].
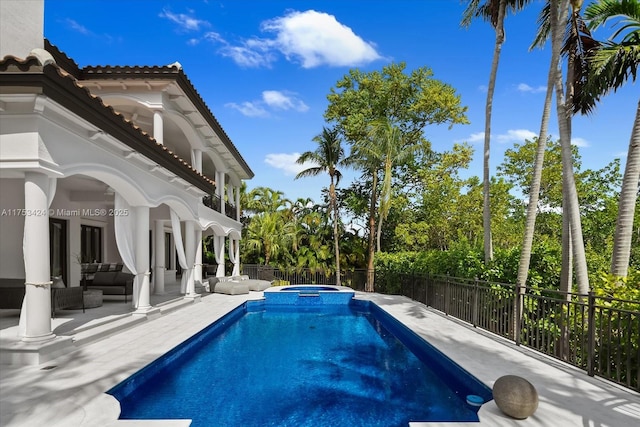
[[215, 10, 381, 68], [261, 10, 382, 68], [65, 18, 91, 35], [262, 90, 309, 112], [571, 137, 590, 148], [495, 129, 537, 143], [517, 83, 546, 93], [220, 45, 275, 68], [203, 31, 225, 43], [224, 101, 269, 118], [265, 153, 316, 176], [159, 8, 210, 32], [458, 132, 485, 144], [227, 90, 309, 117], [455, 130, 536, 144]]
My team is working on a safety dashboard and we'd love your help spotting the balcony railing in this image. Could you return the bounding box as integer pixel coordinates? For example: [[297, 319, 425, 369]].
[[241, 265, 639, 393], [203, 194, 237, 220]]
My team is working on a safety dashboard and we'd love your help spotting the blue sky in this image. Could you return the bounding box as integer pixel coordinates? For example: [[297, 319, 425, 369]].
[[44, 0, 637, 203]]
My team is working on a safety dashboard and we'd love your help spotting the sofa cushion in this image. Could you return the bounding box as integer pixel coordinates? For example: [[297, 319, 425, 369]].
[[92, 271, 133, 286], [52, 276, 66, 288]]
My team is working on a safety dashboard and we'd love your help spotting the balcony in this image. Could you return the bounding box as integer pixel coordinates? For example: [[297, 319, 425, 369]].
[[203, 194, 237, 220]]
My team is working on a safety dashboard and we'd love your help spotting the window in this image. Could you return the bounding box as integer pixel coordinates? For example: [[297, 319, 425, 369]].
[[50, 218, 67, 284], [165, 232, 172, 269], [81, 225, 102, 263]]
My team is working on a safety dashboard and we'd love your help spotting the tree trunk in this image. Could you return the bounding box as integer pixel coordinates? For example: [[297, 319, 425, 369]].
[[515, 4, 561, 289], [376, 212, 383, 253], [330, 178, 342, 286], [482, 0, 507, 264], [611, 99, 640, 277], [366, 172, 378, 292], [555, 66, 590, 295]]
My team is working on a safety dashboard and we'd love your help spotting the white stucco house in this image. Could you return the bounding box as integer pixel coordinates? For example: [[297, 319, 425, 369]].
[[0, 0, 253, 347]]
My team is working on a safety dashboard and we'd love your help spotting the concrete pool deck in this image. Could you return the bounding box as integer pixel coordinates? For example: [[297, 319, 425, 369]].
[[0, 291, 638, 426]]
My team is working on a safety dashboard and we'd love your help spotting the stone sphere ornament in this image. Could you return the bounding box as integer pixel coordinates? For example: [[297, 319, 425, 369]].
[[492, 375, 539, 419]]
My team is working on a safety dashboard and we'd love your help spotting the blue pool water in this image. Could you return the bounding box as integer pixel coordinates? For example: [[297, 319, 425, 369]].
[[280, 286, 339, 292], [109, 300, 492, 426]]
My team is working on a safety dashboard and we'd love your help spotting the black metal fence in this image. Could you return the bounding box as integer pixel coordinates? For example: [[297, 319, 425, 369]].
[[241, 265, 639, 392]]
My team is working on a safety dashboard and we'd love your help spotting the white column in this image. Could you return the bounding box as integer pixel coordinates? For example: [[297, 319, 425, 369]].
[[191, 149, 202, 173], [215, 235, 225, 277], [21, 172, 54, 342], [185, 220, 197, 296], [153, 111, 164, 145], [170, 235, 176, 270], [217, 171, 225, 216], [235, 185, 241, 221], [195, 227, 203, 286], [134, 206, 151, 310], [154, 220, 165, 295]]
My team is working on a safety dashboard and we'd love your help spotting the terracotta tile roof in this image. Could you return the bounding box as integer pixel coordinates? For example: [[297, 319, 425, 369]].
[[80, 64, 254, 179], [0, 55, 216, 192], [43, 40, 253, 179]]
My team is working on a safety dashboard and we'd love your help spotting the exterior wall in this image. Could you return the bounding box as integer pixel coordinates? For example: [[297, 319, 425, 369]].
[[0, 179, 26, 279], [49, 185, 121, 287], [0, 0, 44, 59]]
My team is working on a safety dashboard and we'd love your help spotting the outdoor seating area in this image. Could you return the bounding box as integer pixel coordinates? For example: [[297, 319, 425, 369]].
[[208, 275, 272, 295], [0, 278, 85, 317], [84, 271, 134, 302]]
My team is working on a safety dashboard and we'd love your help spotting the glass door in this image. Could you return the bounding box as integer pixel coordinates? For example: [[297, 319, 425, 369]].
[[49, 218, 67, 285]]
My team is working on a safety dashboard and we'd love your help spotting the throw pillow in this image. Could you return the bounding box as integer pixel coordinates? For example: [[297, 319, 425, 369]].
[[52, 276, 66, 288]]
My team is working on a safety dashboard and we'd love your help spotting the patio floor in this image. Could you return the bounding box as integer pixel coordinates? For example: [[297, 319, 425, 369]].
[[0, 290, 638, 426]]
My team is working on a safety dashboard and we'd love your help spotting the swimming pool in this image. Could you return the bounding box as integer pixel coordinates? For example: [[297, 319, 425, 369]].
[[108, 300, 492, 426]]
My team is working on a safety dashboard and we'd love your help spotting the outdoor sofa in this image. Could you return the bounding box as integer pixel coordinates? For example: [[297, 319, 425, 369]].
[[85, 271, 134, 302], [230, 275, 272, 291], [0, 277, 84, 317], [208, 275, 273, 295]]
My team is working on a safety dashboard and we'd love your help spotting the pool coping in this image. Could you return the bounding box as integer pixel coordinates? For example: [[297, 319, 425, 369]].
[[1, 291, 638, 426]]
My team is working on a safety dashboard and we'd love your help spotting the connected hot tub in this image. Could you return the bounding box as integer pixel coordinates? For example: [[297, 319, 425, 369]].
[[263, 284, 355, 305]]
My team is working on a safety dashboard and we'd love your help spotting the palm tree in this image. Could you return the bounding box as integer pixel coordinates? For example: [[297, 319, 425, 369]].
[[296, 127, 349, 285], [553, 0, 591, 296], [522, 0, 594, 295], [245, 186, 290, 214], [243, 186, 294, 266], [517, 2, 564, 294], [365, 118, 422, 252], [462, 0, 532, 263], [580, 0, 640, 278], [245, 211, 296, 266]]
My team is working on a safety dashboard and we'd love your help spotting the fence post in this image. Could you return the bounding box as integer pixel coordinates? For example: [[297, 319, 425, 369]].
[[514, 285, 524, 346], [587, 291, 596, 377], [425, 273, 430, 307], [472, 277, 479, 327], [411, 272, 416, 301], [444, 276, 450, 315]]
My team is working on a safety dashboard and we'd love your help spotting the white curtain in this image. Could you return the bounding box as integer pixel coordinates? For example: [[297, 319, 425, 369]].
[[229, 237, 239, 276], [114, 193, 139, 306], [170, 208, 189, 293], [19, 177, 56, 337]]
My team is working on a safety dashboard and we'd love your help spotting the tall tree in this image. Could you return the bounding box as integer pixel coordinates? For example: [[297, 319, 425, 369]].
[[580, 0, 640, 278], [296, 127, 349, 285], [325, 62, 468, 291], [243, 187, 294, 266], [462, 0, 532, 263], [362, 118, 423, 252]]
